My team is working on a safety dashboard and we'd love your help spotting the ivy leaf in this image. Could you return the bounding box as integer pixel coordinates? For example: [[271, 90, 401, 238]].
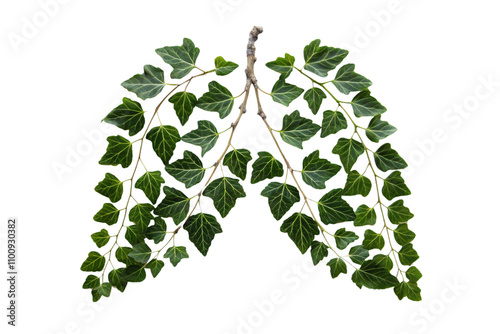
[[146, 217, 167, 244], [327, 258, 348, 279], [280, 213, 320, 254], [303, 87, 326, 115], [99, 136, 133, 168], [91, 288, 102, 302], [168, 92, 197, 125], [303, 39, 348, 77], [214, 56, 238, 76], [116, 247, 139, 266], [349, 245, 369, 265], [374, 143, 408, 172], [398, 244, 419, 265], [146, 259, 165, 278], [372, 254, 393, 271], [155, 38, 200, 79], [103, 98, 145, 136], [301, 150, 341, 189], [321, 110, 348, 137], [362, 230, 385, 250], [350, 90, 387, 117], [146, 125, 181, 165], [354, 205, 377, 226], [108, 268, 127, 293], [310, 241, 329, 266], [332, 138, 364, 173], [128, 242, 152, 264], [334, 228, 359, 250], [154, 186, 191, 225], [331, 64, 372, 94], [250, 152, 284, 184], [279, 110, 320, 149], [95, 173, 123, 203], [197, 81, 235, 119], [394, 281, 407, 300], [382, 171, 411, 201], [93, 203, 120, 225], [183, 213, 222, 256], [406, 266, 422, 282], [129, 203, 154, 233], [182, 120, 219, 156], [81, 251, 105, 272], [125, 225, 145, 245], [203, 177, 246, 218], [91, 229, 110, 248], [82, 275, 100, 289], [387, 200, 414, 224], [135, 171, 165, 204], [121, 65, 165, 100], [270, 80, 304, 106], [343, 170, 372, 196], [123, 265, 146, 283], [97, 283, 112, 298], [265, 53, 295, 80], [164, 246, 189, 266], [366, 115, 397, 143], [165, 151, 205, 188], [261, 182, 300, 220], [317, 189, 356, 225], [352, 260, 398, 289], [395, 281, 421, 301], [393, 224, 416, 246], [222, 149, 252, 180]]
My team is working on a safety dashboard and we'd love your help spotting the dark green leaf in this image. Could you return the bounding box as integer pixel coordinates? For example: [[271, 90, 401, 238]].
[[97, 283, 112, 297], [393, 224, 416, 246], [406, 266, 422, 282], [135, 171, 165, 204], [181, 120, 219, 156], [250, 152, 284, 184], [154, 186, 191, 224], [279, 110, 320, 149], [310, 241, 329, 265], [146, 259, 165, 278], [394, 281, 408, 300], [108, 268, 127, 292], [334, 228, 359, 250], [123, 265, 146, 283], [165, 151, 205, 188], [303, 39, 348, 77], [203, 177, 246, 218], [146, 125, 180, 165], [93, 203, 120, 225], [91, 288, 102, 302], [214, 56, 239, 76], [321, 110, 348, 137], [349, 245, 369, 265], [352, 260, 398, 289], [350, 90, 387, 117], [168, 92, 197, 125], [129, 203, 154, 233], [261, 182, 300, 220], [301, 150, 341, 189], [116, 247, 139, 266], [183, 213, 222, 256], [81, 251, 105, 272], [280, 213, 320, 254], [327, 258, 348, 278], [197, 81, 235, 119], [332, 138, 364, 172], [374, 143, 408, 172], [146, 217, 167, 244], [354, 205, 377, 226], [372, 254, 393, 271], [265, 53, 295, 80], [366, 115, 397, 143], [407, 282, 422, 301], [398, 244, 419, 265], [155, 38, 200, 79], [382, 171, 411, 201], [99, 136, 133, 168], [82, 275, 100, 289], [91, 229, 110, 248], [121, 65, 165, 100], [387, 200, 414, 224], [270, 80, 304, 106], [303, 87, 326, 115], [95, 173, 123, 203], [128, 242, 152, 264], [125, 225, 144, 245], [343, 170, 372, 196], [317, 189, 356, 225], [103, 98, 145, 136], [332, 64, 372, 94], [362, 230, 385, 250], [223, 149, 252, 180], [164, 246, 189, 266]]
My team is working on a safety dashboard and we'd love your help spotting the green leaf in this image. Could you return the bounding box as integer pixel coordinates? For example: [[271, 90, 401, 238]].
[[91, 229, 110, 248], [154, 186, 191, 225], [317, 189, 356, 225], [395, 281, 421, 301], [362, 230, 385, 250], [103, 98, 145, 136], [394, 281, 408, 300], [146, 217, 167, 244], [398, 244, 419, 265], [82, 275, 100, 289], [164, 246, 189, 266], [95, 173, 123, 203], [91, 288, 102, 302], [116, 247, 138, 266], [280, 213, 319, 254], [310, 241, 329, 265], [99, 135, 133, 168], [129, 203, 154, 233], [181, 120, 219, 157], [250, 152, 284, 184], [349, 245, 369, 265], [321, 110, 348, 137], [183, 213, 222, 256], [121, 65, 165, 100], [97, 283, 112, 298], [266, 53, 295, 80], [214, 56, 238, 76], [326, 258, 348, 278], [279, 110, 320, 149], [81, 251, 105, 272], [382, 171, 411, 201], [125, 225, 144, 245], [93, 203, 120, 225], [223, 149, 252, 180], [128, 242, 152, 264], [366, 115, 397, 143], [108, 268, 127, 292], [270, 80, 304, 106], [374, 143, 408, 172], [372, 254, 393, 271], [333, 228, 359, 250], [203, 177, 246, 218], [261, 182, 300, 220], [196, 81, 235, 119], [406, 266, 422, 282], [343, 170, 372, 196], [332, 138, 364, 173], [393, 224, 416, 246], [123, 265, 146, 283], [303, 87, 326, 115], [350, 90, 387, 117], [352, 260, 398, 289], [146, 125, 180, 165], [146, 259, 165, 278], [303, 39, 348, 77], [165, 151, 205, 188], [354, 205, 377, 226], [332, 64, 372, 94], [135, 171, 165, 204], [168, 92, 197, 125], [301, 150, 341, 189], [155, 38, 200, 79], [387, 200, 414, 224]]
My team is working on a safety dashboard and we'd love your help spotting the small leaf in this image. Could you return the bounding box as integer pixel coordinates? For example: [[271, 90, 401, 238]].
[[95, 173, 123, 203], [334, 228, 359, 250], [310, 241, 329, 265], [108, 268, 127, 292], [121, 65, 165, 100], [91, 288, 102, 302], [223, 149, 252, 180], [214, 56, 239, 76], [326, 258, 348, 278], [146, 217, 167, 244], [393, 224, 416, 246], [321, 110, 348, 137], [129, 203, 154, 233], [332, 138, 364, 173], [146, 259, 165, 278], [280, 213, 320, 254], [261, 182, 300, 220], [116, 247, 138, 266], [203, 177, 246, 218], [155, 38, 200, 79], [387, 200, 414, 224], [382, 171, 411, 201], [168, 92, 197, 125], [154, 186, 191, 225], [398, 244, 419, 265], [250, 152, 284, 184], [123, 265, 146, 283], [279, 110, 320, 149], [374, 143, 408, 172], [343, 170, 372, 196], [407, 281, 422, 301], [349, 245, 369, 265], [181, 120, 219, 157], [301, 150, 341, 189], [165, 151, 205, 188], [103, 98, 145, 136], [91, 229, 110, 248], [303, 87, 326, 115], [362, 230, 385, 250], [135, 171, 165, 204], [81, 251, 105, 272], [266, 53, 295, 80], [146, 125, 181, 165], [82, 275, 100, 289], [183, 213, 222, 256], [93, 203, 120, 225], [372, 254, 393, 271], [125, 225, 144, 245], [317, 189, 356, 225], [350, 90, 387, 117], [128, 242, 152, 264], [332, 64, 372, 94], [366, 115, 397, 143], [97, 283, 112, 298], [164, 246, 189, 266], [197, 81, 235, 119], [352, 260, 398, 289], [270, 80, 304, 106], [99, 136, 133, 168], [303, 39, 348, 77], [354, 205, 377, 226], [394, 281, 408, 300], [406, 266, 422, 282]]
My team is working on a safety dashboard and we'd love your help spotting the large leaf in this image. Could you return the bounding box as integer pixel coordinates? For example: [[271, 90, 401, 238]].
[[354, 205, 377, 226], [310, 241, 329, 265], [99, 135, 133, 168], [317, 188, 356, 224], [222, 149, 252, 180], [214, 56, 239, 76], [366, 115, 396, 143], [332, 138, 364, 173], [146, 125, 180, 165], [321, 110, 348, 137], [250, 152, 284, 184], [203, 177, 246, 218], [168, 92, 197, 125], [303, 87, 326, 115], [387, 200, 414, 224], [374, 143, 408, 172], [270, 80, 304, 106], [181, 120, 219, 157], [350, 90, 387, 117], [261, 182, 300, 220], [196, 81, 235, 119], [121, 65, 165, 100], [103, 98, 145, 136], [154, 186, 191, 224], [165, 151, 205, 188], [333, 228, 359, 250], [164, 246, 189, 266], [155, 38, 200, 79], [266, 53, 295, 80], [351, 260, 398, 289], [183, 213, 222, 256], [93, 203, 120, 225], [343, 170, 372, 196], [279, 110, 320, 149], [301, 150, 341, 189], [280, 213, 320, 254], [303, 39, 348, 77], [331, 64, 372, 94], [95, 173, 123, 203], [81, 251, 105, 272], [135, 171, 165, 204], [382, 171, 411, 201]]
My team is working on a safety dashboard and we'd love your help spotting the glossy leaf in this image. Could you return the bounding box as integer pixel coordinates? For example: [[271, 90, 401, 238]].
[[99, 136, 133, 168], [214, 56, 238, 76], [223, 149, 252, 180], [362, 230, 385, 250], [303, 39, 348, 77], [123, 265, 146, 283], [95, 173, 123, 203], [181, 120, 219, 156], [91, 229, 110, 248], [374, 143, 408, 172], [303, 87, 326, 114], [334, 228, 359, 250], [366, 115, 396, 143], [108, 269, 127, 293], [165, 151, 205, 188], [382, 171, 411, 201], [121, 65, 165, 99], [128, 242, 152, 264], [398, 244, 419, 265], [343, 170, 372, 196], [203, 177, 246, 218], [280, 213, 320, 254], [135, 171, 165, 204], [155, 38, 200, 79], [129, 203, 154, 233], [116, 247, 138, 266], [125, 225, 144, 245], [332, 137, 364, 172], [321, 110, 348, 137], [301, 150, 341, 189], [372, 254, 393, 271], [154, 186, 191, 225], [164, 246, 189, 266], [354, 205, 377, 226], [146, 125, 180, 165], [183, 213, 222, 256], [81, 252, 105, 272], [393, 224, 416, 246], [266, 53, 295, 80], [250, 152, 284, 184], [332, 63, 372, 94], [387, 200, 414, 224], [317, 189, 356, 224], [97, 283, 112, 298], [352, 260, 398, 289], [197, 81, 234, 119], [406, 266, 422, 282], [146, 217, 167, 244], [350, 90, 387, 117], [279, 110, 320, 149], [146, 259, 164, 278], [270, 80, 304, 106], [327, 258, 348, 278], [261, 182, 300, 220], [103, 98, 145, 136], [168, 92, 197, 125], [83, 275, 100, 289], [93, 203, 120, 225], [349, 245, 369, 265], [310, 241, 329, 265]]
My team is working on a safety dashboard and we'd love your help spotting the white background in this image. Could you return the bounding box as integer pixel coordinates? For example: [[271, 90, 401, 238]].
[[1, 0, 499, 333]]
